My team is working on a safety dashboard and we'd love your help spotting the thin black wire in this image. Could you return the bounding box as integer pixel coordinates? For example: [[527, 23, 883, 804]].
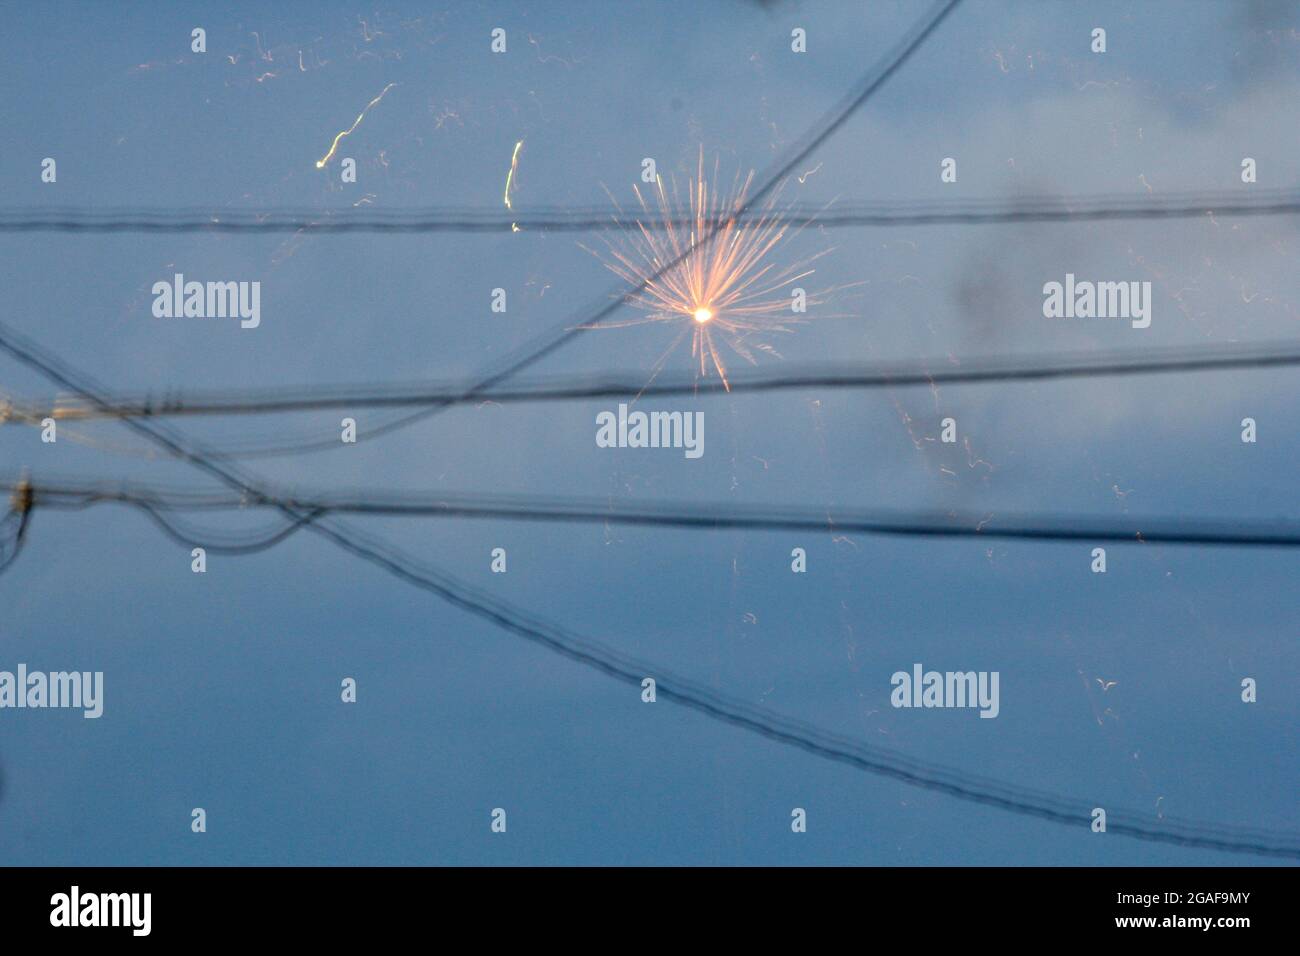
[[9, 483, 1300, 853], [9, 479, 319, 552], [301, 518, 1300, 858], [9, 341, 1300, 426], [17, 3, 1296, 856], [0, 0, 969, 473], [53, 461, 1283, 851], [21, 481, 1300, 549], [0, 507, 32, 577], [219, 0, 968, 454], [111, 498, 324, 555], [4, 272, 1298, 864], [4, 189, 1297, 232], [14, 333, 1299, 846]]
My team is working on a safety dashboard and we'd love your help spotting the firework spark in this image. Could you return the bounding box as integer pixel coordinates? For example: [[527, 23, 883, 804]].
[[315, 82, 397, 169], [503, 140, 524, 209], [583, 152, 842, 388], [504, 140, 524, 232]]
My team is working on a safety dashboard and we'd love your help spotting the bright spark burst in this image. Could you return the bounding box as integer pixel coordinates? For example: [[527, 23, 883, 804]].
[[582, 151, 840, 388], [315, 82, 397, 169]]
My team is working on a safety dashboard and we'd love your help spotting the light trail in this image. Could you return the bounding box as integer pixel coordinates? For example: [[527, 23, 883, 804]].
[[314, 82, 397, 169]]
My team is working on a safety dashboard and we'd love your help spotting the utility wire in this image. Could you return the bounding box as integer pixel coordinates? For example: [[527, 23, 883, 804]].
[[6, 474, 1298, 855], [6, 0, 1297, 856], [217, 0, 968, 452], [5, 335, 1298, 812], [3, 189, 1297, 232], [26, 461, 1284, 853], [27, 303, 1295, 856], [7, 341, 1299, 426], [0, 482, 33, 577], [1, 0, 968, 472], [18, 480, 1300, 549], [256, 514, 1300, 859], [20, 485, 323, 554], [27, 3, 1294, 855]]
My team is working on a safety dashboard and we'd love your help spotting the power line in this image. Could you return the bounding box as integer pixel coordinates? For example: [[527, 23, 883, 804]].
[[19, 480, 1300, 549], [0, 0, 965, 503], [5, 0, 1296, 858], [251, 0, 968, 452], [31, 464, 1287, 853], [0, 481, 33, 577], [26, 309, 1292, 858], [52, 476, 1300, 856], [5, 481, 1300, 858], [26, 3, 1292, 855], [250, 517, 1300, 859], [4, 189, 1296, 233], [7, 341, 1299, 427], [2, 0, 970, 473]]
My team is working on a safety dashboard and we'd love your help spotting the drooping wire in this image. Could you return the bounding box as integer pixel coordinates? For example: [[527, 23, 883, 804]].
[[17, 261, 1297, 855], [21, 3, 1297, 855]]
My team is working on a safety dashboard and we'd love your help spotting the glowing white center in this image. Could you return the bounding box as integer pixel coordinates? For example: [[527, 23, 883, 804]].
[[693, 307, 714, 324]]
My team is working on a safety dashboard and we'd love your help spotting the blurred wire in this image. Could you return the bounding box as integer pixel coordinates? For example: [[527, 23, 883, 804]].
[[0, 0, 971, 468], [6, 341, 1299, 431], [0, 484, 32, 578], [16, 479, 1300, 549], [2, 189, 1298, 233], [4, 486, 1300, 856], [29, 464, 1294, 853], [296, 516, 1300, 860], [23, 2, 1299, 855], [11, 265, 1299, 856], [217, 0, 968, 450]]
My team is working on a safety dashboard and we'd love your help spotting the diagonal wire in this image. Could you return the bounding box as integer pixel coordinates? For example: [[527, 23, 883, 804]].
[[4, 291, 1298, 863], [223, 0, 968, 452], [22, 2, 1294, 856]]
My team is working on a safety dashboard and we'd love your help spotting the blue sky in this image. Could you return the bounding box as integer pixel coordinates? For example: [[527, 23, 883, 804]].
[[1, 0, 1297, 865]]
